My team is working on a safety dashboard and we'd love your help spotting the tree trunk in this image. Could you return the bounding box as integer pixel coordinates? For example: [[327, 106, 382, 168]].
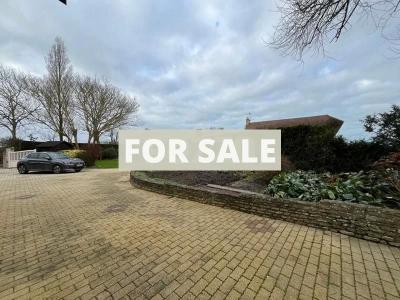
[[11, 125, 17, 142], [93, 130, 100, 144], [73, 129, 79, 149], [58, 103, 63, 141]]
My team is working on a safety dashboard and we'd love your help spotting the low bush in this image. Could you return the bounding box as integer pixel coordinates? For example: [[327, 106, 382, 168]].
[[101, 147, 118, 159], [241, 155, 296, 185], [265, 170, 400, 208], [63, 149, 82, 158], [0, 137, 40, 151], [81, 144, 101, 163], [372, 152, 400, 170], [0, 138, 24, 151], [63, 149, 95, 167]]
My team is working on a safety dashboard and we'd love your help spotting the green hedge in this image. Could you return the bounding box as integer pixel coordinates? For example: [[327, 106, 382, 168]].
[[331, 137, 391, 172], [281, 125, 335, 172], [281, 125, 391, 172], [101, 147, 118, 159]]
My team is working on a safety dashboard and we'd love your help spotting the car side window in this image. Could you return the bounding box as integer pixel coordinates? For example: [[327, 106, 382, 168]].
[[28, 153, 39, 159], [38, 153, 50, 159]]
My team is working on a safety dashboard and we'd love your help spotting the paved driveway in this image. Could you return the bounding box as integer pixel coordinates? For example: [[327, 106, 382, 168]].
[[0, 168, 399, 300]]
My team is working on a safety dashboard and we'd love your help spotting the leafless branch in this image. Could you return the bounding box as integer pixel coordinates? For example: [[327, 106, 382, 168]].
[[270, 0, 400, 59], [74, 76, 139, 144], [26, 37, 77, 142], [0, 65, 39, 141]]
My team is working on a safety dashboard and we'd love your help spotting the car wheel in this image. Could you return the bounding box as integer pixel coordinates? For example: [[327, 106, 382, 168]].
[[75, 169, 82, 172], [53, 165, 62, 174], [18, 164, 28, 174]]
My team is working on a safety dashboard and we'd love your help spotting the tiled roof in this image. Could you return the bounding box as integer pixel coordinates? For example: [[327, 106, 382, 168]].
[[246, 115, 343, 134]]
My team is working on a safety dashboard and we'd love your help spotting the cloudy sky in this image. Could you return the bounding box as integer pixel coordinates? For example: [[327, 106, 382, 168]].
[[0, 0, 399, 141]]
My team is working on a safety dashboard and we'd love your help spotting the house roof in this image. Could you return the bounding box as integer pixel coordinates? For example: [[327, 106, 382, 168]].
[[246, 115, 343, 134], [36, 141, 73, 148]]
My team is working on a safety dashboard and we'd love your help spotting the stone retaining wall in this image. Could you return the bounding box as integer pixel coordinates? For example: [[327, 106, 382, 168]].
[[130, 171, 400, 247]]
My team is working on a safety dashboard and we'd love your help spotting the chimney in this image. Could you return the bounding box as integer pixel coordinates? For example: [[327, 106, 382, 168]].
[[245, 116, 251, 127]]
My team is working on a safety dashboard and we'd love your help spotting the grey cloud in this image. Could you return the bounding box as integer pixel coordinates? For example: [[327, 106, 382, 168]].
[[0, 0, 399, 141]]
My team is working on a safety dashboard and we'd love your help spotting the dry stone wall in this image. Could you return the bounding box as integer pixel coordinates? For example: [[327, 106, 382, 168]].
[[131, 171, 400, 247]]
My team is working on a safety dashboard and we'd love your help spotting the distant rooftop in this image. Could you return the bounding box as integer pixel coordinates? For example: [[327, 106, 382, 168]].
[[245, 114, 343, 134], [36, 141, 73, 148]]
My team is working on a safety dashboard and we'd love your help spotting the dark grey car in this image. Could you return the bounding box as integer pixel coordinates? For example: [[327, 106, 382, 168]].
[[17, 152, 85, 174]]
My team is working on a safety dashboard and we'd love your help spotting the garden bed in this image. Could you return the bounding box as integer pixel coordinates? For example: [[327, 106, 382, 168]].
[[145, 171, 242, 186], [140, 169, 400, 209], [144, 171, 276, 193], [265, 170, 400, 209]]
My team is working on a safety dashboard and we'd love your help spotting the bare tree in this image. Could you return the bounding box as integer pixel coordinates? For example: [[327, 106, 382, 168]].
[[0, 65, 38, 142], [270, 0, 400, 59], [75, 76, 139, 144], [64, 98, 79, 148], [108, 127, 119, 144], [27, 37, 76, 142]]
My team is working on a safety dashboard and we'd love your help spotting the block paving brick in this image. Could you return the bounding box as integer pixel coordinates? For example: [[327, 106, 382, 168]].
[[0, 168, 399, 299]]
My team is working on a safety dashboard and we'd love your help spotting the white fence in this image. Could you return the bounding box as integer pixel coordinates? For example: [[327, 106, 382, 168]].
[[2, 148, 36, 168]]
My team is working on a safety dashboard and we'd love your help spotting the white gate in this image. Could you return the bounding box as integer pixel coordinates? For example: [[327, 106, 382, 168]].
[[3, 148, 36, 168]]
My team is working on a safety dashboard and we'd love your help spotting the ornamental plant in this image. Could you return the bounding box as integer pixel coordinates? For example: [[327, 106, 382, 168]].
[[265, 170, 400, 209], [63, 149, 95, 167]]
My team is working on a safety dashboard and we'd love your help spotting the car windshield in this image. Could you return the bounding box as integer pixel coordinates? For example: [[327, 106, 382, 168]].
[[48, 152, 69, 159]]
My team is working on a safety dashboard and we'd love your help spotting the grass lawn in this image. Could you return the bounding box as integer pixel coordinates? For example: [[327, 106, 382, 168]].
[[95, 159, 118, 168]]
